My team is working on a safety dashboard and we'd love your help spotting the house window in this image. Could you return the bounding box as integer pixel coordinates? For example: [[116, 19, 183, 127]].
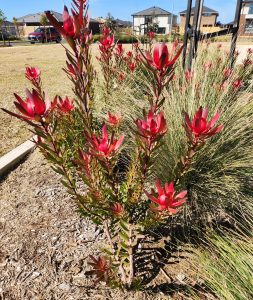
[[203, 13, 212, 17], [158, 27, 166, 34], [249, 5, 253, 14], [245, 19, 253, 33], [145, 16, 153, 24]]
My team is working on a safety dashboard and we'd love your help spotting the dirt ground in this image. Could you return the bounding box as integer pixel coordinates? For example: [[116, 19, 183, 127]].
[[1, 150, 206, 300]]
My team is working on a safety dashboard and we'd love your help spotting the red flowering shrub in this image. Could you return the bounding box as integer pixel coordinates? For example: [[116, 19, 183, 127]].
[[2, 0, 226, 290]]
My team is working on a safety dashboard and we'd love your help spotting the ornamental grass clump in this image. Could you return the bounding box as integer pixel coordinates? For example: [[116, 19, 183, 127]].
[[4, 0, 252, 291]]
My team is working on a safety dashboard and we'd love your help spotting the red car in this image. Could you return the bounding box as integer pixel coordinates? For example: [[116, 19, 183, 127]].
[[28, 27, 62, 44]]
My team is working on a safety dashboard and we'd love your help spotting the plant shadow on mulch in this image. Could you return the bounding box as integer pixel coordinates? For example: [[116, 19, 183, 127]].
[[132, 209, 249, 299]]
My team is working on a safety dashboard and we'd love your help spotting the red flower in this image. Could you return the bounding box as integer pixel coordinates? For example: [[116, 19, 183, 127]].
[[46, 5, 83, 39], [247, 48, 253, 55], [128, 62, 136, 72], [25, 67, 41, 81], [233, 79, 243, 89], [107, 112, 122, 126], [99, 35, 114, 51], [118, 73, 125, 81], [223, 68, 232, 78], [85, 124, 124, 159], [144, 42, 183, 72], [126, 51, 133, 58], [57, 96, 75, 113], [145, 180, 187, 214], [243, 58, 252, 67], [148, 31, 155, 40], [88, 256, 109, 282], [12, 89, 47, 121], [66, 62, 76, 79], [184, 107, 223, 141], [110, 203, 124, 216], [116, 43, 123, 56], [185, 69, 193, 81], [102, 27, 110, 37], [136, 110, 167, 140]]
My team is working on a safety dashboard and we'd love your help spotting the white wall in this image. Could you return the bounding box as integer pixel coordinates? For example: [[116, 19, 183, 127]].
[[133, 16, 145, 35], [133, 15, 176, 35]]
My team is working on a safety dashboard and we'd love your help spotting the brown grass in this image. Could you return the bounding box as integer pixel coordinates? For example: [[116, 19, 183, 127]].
[[0, 42, 249, 156], [0, 44, 104, 156]]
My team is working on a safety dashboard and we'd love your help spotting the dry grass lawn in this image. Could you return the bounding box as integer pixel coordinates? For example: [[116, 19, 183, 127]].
[[0, 43, 105, 156], [0, 42, 250, 156]]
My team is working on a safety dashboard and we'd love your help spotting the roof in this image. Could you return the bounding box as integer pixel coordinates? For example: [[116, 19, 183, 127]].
[[132, 6, 175, 17], [115, 19, 132, 27], [17, 11, 99, 24], [180, 6, 219, 15], [17, 11, 63, 23], [1, 21, 15, 26]]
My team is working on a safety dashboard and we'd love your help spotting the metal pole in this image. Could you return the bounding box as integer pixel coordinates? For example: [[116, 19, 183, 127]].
[[187, 0, 203, 70], [170, 1, 174, 34], [229, 0, 243, 67], [182, 0, 193, 69]]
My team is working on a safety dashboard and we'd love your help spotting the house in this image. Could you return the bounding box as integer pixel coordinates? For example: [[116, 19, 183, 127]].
[[17, 11, 100, 37], [239, 0, 253, 35], [114, 19, 132, 28], [179, 5, 219, 34], [0, 21, 18, 37], [132, 6, 177, 35]]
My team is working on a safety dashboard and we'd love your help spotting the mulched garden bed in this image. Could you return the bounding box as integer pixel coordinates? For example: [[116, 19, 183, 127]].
[[0, 150, 213, 300]]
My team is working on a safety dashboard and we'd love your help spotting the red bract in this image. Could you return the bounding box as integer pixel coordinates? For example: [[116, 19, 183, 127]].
[[25, 67, 41, 81], [45, 3, 84, 40], [184, 107, 223, 141], [128, 62, 136, 72], [118, 73, 125, 81], [247, 48, 253, 55], [57, 96, 75, 113], [233, 79, 243, 89], [66, 62, 76, 79], [145, 180, 187, 214], [116, 43, 123, 56], [107, 112, 122, 126], [144, 42, 183, 72], [110, 203, 124, 216], [148, 31, 155, 39], [126, 51, 133, 58], [102, 27, 110, 37], [136, 110, 167, 140], [224, 68, 232, 78], [85, 124, 124, 159], [99, 35, 114, 51], [12, 89, 47, 121], [88, 256, 109, 282]]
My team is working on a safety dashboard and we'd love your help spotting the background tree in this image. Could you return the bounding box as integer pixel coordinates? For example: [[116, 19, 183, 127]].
[[13, 17, 20, 39], [40, 14, 49, 42], [0, 9, 7, 45], [104, 12, 116, 32]]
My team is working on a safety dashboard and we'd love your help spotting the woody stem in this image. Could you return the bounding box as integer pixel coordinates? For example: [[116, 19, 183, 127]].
[[103, 220, 127, 285]]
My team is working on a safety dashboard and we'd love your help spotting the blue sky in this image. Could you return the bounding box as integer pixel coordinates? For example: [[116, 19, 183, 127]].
[[0, 0, 238, 23]]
